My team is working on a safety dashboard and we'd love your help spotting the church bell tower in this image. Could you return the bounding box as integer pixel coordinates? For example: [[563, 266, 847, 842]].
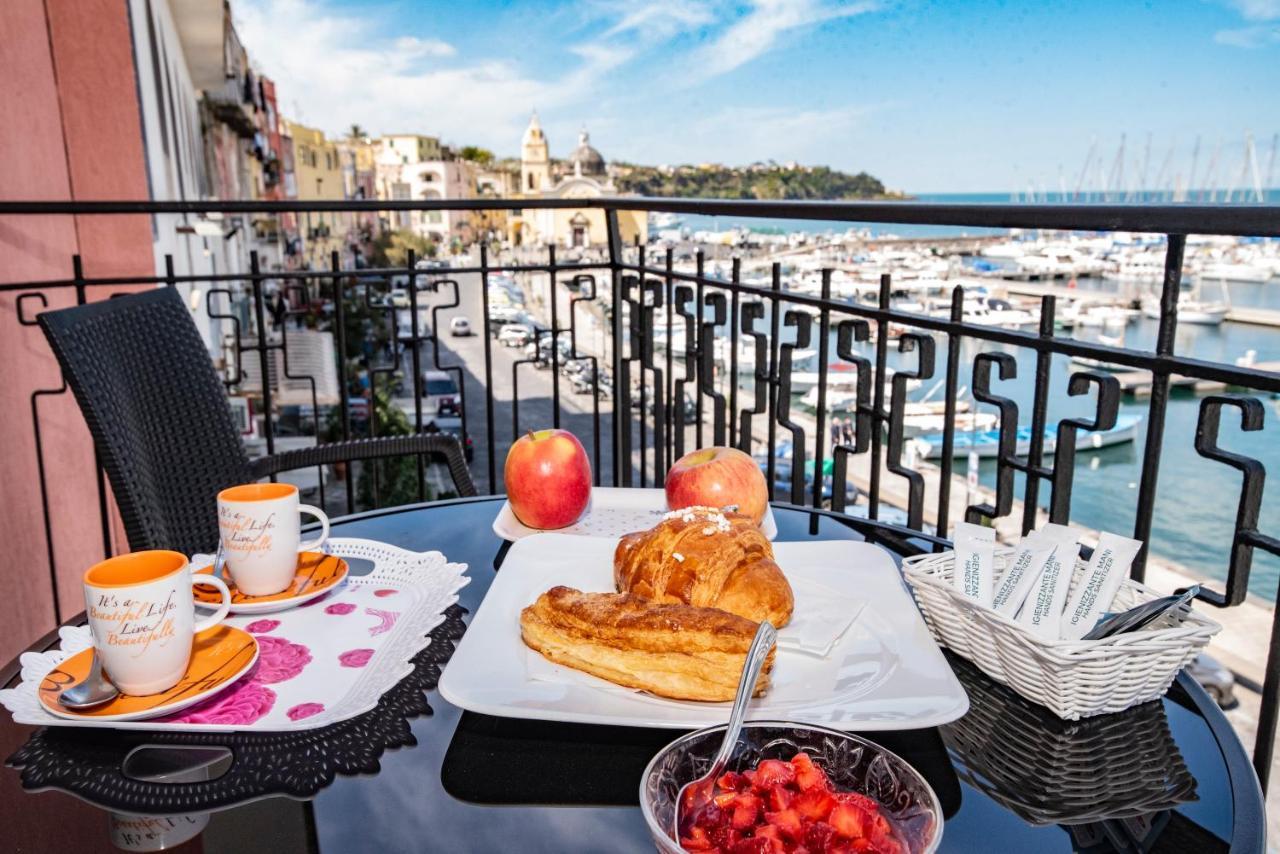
[[521, 111, 550, 193]]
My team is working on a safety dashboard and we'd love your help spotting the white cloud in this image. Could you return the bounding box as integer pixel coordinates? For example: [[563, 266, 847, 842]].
[[601, 0, 716, 38], [392, 36, 456, 58], [1222, 0, 1280, 20], [234, 0, 622, 148], [693, 0, 877, 78], [1214, 24, 1280, 46], [634, 103, 880, 167]]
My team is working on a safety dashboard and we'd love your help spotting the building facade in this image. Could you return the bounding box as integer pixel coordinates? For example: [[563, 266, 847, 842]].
[[287, 121, 351, 266], [510, 113, 647, 249], [374, 135, 476, 246]]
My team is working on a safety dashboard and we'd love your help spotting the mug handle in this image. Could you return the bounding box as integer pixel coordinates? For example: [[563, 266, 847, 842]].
[[192, 574, 232, 633], [298, 505, 330, 553]]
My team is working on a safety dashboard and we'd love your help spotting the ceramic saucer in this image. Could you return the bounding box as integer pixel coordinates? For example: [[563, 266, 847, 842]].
[[39, 625, 259, 723], [192, 551, 349, 614]]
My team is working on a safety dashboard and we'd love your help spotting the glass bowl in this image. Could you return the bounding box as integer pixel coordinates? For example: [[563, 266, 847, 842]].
[[640, 720, 943, 853]]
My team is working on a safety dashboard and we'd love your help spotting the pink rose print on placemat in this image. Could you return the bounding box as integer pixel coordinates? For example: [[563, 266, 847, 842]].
[[287, 702, 325, 721], [324, 602, 356, 616], [338, 648, 374, 668], [245, 619, 280, 634], [365, 607, 400, 636], [254, 635, 313, 683], [373, 589, 398, 598], [169, 680, 276, 726]]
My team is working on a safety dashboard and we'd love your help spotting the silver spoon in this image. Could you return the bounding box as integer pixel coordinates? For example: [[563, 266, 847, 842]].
[[58, 646, 119, 709], [674, 620, 778, 839]]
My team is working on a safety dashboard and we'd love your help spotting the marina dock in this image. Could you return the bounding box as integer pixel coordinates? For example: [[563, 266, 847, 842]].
[[1109, 362, 1280, 397]]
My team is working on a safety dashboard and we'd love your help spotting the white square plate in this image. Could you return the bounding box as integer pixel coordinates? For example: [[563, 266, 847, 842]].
[[492, 487, 779, 542], [439, 534, 968, 730]]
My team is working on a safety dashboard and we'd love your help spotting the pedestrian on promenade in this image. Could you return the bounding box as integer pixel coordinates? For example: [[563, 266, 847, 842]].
[[841, 418, 855, 447], [830, 417, 842, 450]]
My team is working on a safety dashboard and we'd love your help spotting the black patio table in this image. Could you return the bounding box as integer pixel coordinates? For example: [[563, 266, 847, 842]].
[[0, 498, 1265, 853]]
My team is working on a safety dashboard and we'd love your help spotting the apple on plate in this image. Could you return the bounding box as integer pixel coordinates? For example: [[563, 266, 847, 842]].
[[504, 428, 592, 529], [665, 446, 768, 526]]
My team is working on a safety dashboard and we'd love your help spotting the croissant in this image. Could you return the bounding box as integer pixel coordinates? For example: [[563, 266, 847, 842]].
[[614, 506, 794, 628], [520, 586, 774, 701]]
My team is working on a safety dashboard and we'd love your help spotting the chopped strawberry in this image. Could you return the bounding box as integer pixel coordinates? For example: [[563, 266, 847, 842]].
[[681, 825, 716, 851], [834, 791, 879, 813], [692, 754, 903, 854], [828, 804, 868, 840], [792, 787, 836, 821], [708, 823, 741, 849], [804, 820, 836, 851], [767, 784, 794, 811], [791, 753, 829, 791], [728, 837, 775, 854], [764, 808, 804, 841], [731, 793, 763, 829], [755, 758, 797, 788], [753, 825, 788, 853]]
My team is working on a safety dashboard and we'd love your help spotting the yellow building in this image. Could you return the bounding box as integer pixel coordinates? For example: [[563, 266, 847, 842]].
[[510, 112, 646, 250], [286, 120, 348, 263]]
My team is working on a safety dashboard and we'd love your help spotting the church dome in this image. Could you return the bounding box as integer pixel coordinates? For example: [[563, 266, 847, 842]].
[[568, 130, 605, 176]]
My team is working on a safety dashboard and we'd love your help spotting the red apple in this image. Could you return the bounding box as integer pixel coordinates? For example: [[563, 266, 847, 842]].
[[505, 428, 592, 529], [665, 446, 768, 526]]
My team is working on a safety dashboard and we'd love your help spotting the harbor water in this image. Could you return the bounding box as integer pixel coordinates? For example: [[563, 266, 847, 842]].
[[658, 202, 1280, 601]]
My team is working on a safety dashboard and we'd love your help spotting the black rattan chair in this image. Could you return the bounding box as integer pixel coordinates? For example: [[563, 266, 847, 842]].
[[38, 286, 475, 556]]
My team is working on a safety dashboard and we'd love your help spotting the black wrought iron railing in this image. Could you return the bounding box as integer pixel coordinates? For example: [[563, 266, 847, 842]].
[[2, 197, 1279, 785]]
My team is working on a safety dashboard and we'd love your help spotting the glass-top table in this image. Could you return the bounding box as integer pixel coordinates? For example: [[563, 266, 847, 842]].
[[0, 498, 1264, 852]]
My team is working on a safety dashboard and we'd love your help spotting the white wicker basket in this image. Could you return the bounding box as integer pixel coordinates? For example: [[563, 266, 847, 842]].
[[902, 548, 1222, 720]]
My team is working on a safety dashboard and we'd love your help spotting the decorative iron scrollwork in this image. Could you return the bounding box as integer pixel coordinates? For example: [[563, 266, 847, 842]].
[[700, 292, 728, 446], [886, 333, 936, 531], [736, 301, 768, 456], [829, 318, 872, 514], [776, 309, 813, 503], [965, 352, 1018, 523], [1048, 371, 1120, 523], [1194, 395, 1278, 607]]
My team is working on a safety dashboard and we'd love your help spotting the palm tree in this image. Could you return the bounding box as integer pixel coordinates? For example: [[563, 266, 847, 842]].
[[348, 124, 365, 140]]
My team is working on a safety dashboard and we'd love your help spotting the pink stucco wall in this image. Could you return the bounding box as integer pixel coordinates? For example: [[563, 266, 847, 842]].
[[0, 0, 154, 665]]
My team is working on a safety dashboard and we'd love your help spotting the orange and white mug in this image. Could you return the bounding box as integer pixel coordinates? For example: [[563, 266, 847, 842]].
[[84, 550, 232, 696], [217, 483, 330, 596]]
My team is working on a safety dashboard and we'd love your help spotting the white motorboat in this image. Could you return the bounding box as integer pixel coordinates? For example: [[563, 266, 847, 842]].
[[793, 369, 922, 399], [1198, 262, 1273, 283], [715, 339, 816, 374], [900, 410, 999, 438], [919, 414, 1144, 460], [943, 295, 1038, 328], [1141, 279, 1229, 326]]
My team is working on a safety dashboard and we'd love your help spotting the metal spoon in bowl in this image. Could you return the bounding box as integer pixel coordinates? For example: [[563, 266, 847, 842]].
[[674, 620, 778, 840], [58, 646, 119, 709]]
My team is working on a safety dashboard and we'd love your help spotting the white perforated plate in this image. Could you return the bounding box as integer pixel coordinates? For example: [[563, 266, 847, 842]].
[[440, 534, 967, 730], [492, 487, 779, 541], [0, 538, 468, 732]]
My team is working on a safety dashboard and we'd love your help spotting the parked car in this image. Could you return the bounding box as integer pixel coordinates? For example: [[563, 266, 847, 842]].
[[422, 369, 460, 415], [388, 288, 410, 308], [1188, 653, 1239, 710], [571, 374, 612, 399], [498, 323, 534, 347], [449, 317, 472, 337]]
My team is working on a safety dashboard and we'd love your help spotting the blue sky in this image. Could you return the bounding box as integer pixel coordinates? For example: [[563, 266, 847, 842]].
[[237, 0, 1280, 193]]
